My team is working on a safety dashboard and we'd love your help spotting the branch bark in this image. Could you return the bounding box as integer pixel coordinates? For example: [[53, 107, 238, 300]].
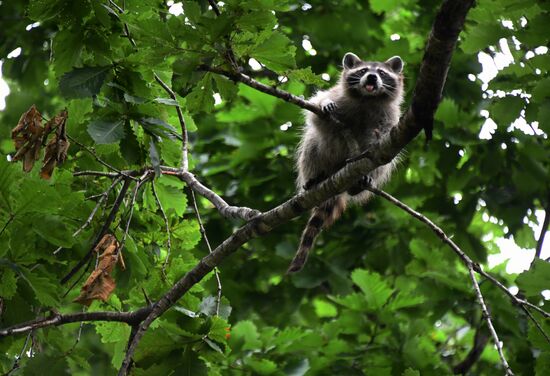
[[0, 306, 153, 338], [531, 195, 550, 268]]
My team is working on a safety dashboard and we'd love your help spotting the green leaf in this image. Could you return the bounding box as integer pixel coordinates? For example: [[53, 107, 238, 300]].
[[87, 119, 125, 144], [370, 0, 408, 13], [351, 269, 393, 310], [53, 28, 84, 75], [246, 358, 278, 375], [23, 271, 59, 306], [532, 77, 550, 103], [138, 117, 181, 140], [536, 352, 550, 376], [230, 321, 262, 350], [516, 260, 550, 297], [32, 215, 74, 247], [287, 67, 325, 86], [155, 179, 187, 217], [0, 268, 17, 298], [22, 354, 69, 376], [59, 66, 110, 98], [251, 32, 296, 72], [186, 74, 214, 113], [149, 140, 161, 177], [171, 220, 201, 250], [154, 98, 179, 106], [120, 120, 144, 165], [95, 322, 130, 343], [313, 298, 338, 318], [490, 96, 525, 127], [237, 10, 277, 32], [28, 0, 64, 21], [178, 347, 208, 376], [402, 368, 421, 376]]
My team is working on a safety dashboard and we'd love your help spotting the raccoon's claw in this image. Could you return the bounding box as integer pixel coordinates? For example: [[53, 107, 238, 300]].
[[347, 175, 374, 195], [321, 101, 338, 115], [303, 173, 328, 190], [358, 175, 374, 189]]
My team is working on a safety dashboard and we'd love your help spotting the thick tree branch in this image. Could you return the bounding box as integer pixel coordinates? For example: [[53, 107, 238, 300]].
[[118, 2, 477, 372], [453, 326, 489, 375], [0, 306, 153, 338], [531, 195, 550, 268]]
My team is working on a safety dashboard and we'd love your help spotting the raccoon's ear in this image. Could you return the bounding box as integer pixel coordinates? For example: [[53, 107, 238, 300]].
[[342, 53, 362, 70], [386, 56, 403, 73]]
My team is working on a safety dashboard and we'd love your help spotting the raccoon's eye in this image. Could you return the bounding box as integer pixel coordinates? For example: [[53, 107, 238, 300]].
[[357, 68, 368, 75], [377, 68, 388, 77]]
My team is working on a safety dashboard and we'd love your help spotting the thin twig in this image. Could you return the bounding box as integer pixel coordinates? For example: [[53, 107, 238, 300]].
[[0, 214, 15, 238], [189, 188, 222, 315], [4, 332, 31, 375], [72, 166, 262, 221], [68, 135, 136, 180], [61, 178, 132, 284], [367, 186, 550, 340], [54, 176, 123, 255], [200, 65, 322, 116], [520, 305, 550, 344], [467, 268, 514, 375], [153, 74, 189, 171], [151, 180, 172, 273], [119, 172, 151, 254]]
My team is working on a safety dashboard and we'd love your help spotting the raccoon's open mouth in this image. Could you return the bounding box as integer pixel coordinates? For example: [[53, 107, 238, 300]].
[[366, 84, 376, 93]]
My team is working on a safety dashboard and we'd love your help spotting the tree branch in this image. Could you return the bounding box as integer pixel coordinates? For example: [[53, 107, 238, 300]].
[[468, 268, 514, 375], [453, 326, 489, 375], [74, 167, 261, 221], [531, 195, 550, 268], [199, 65, 323, 116], [365, 187, 517, 371], [189, 188, 222, 315], [153, 74, 189, 171], [0, 306, 153, 338], [60, 177, 132, 284], [118, 1, 476, 373]]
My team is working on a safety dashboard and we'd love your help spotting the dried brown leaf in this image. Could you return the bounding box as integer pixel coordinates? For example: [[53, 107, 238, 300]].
[[73, 234, 125, 306], [40, 109, 69, 180], [11, 105, 44, 172], [73, 270, 116, 306]]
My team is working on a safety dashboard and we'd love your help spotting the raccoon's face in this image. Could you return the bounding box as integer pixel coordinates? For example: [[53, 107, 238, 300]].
[[342, 53, 403, 98]]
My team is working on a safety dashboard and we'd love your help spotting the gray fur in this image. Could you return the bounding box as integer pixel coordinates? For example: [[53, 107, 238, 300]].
[[296, 53, 404, 198], [290, 53, 404, 272]]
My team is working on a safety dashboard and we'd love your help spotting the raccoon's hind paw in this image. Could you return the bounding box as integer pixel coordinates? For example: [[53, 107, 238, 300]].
[[347, 175, 374, 195], [303, 172, 328, 190]]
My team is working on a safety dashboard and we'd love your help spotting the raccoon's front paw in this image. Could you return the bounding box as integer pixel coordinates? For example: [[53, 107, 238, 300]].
[[321, 101, 338, 115]]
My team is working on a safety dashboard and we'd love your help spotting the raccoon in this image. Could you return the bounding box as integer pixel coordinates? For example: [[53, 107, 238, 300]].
[[288, 52, 404, 273]]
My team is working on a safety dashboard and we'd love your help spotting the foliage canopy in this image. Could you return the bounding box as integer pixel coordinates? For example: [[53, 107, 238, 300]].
[[0, 0, 549, 375]]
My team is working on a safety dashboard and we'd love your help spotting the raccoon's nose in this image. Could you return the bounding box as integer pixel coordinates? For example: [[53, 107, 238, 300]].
[[366, 74, 378, 85]]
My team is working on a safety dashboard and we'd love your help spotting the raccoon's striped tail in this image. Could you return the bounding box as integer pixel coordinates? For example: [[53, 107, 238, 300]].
[[287, 195, 347, 273]]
